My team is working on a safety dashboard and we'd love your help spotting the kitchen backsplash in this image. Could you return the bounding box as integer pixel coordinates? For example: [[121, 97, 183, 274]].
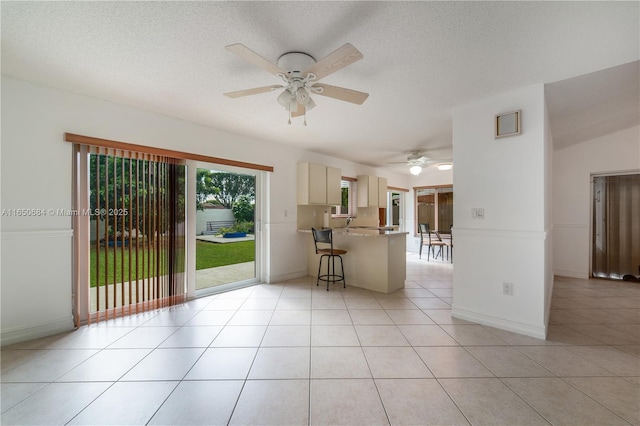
[[296, 205, 379, 230]]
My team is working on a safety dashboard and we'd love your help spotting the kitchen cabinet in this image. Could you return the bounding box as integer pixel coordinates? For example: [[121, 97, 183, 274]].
[[357, 175, 377, 207], [326, 166, 342, 206], [297, 163, 341, 205], [378, 177, 388, 208], [357, 175, 388, 208]]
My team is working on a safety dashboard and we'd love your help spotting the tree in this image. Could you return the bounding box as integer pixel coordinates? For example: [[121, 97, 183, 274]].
[[196, 170, 255, 209], [89, 154, 186, 240], [232, 195, 254, 222], [195, 169, 220, 210]]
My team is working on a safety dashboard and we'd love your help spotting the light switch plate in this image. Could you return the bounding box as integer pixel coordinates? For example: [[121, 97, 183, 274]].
[[472, 208, 485, 219]]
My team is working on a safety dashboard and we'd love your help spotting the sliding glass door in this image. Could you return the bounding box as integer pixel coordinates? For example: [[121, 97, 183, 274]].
[[415, 185, 454, 233], [69, 133, 272, 324], [194, 163, 260, 295]]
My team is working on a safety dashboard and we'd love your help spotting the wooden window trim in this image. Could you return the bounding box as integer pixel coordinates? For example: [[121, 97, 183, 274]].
[[413, 184, 452, 191], [65, 133, 274, 172], [388, 186, 409, 192]]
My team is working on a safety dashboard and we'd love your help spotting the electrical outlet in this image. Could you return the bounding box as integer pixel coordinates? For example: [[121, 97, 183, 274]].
[[503, 282, 513, 296]]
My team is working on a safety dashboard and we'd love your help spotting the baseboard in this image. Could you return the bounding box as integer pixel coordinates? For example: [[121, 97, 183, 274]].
[[544, 282, 554, 327], [451, 306, 547, 340], [195, 279, 259, 298], [554, 269, 589, 279], [266, 269, 308, 284], [1, 316, 74, 347]]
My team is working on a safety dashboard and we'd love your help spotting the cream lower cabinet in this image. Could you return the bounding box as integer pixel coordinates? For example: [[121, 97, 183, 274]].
[[304, 230, 407, 293], [298, 162, 341, 205]]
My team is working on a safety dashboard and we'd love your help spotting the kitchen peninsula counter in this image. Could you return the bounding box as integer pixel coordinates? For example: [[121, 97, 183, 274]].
[[300, 228, 408, 293]]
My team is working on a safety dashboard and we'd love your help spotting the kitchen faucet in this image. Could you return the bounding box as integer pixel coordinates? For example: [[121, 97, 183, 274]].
[[346, 217, 353, 228]]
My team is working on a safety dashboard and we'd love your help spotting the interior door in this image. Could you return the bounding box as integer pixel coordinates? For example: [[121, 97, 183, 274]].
[[387, 191, 403, 230], [592, 173, 640, 279]]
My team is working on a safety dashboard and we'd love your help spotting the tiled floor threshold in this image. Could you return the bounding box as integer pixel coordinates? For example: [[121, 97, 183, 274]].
[[1, 254, 639, 425]]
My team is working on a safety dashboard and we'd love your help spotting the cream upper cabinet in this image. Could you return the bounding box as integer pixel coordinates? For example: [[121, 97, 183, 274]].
[[378, 177, 388, 208], [357, 175, 378, 207], [326, 166, 342, 206], [298, 163, 341, 205], [357, 175, 388, 208], [298, 163, 326, 205]]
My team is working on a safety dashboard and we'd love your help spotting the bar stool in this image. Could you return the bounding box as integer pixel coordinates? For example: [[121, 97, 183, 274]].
[[311, 228, 347, 291]]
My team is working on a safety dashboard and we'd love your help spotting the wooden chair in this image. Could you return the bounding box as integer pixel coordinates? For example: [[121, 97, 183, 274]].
[[312, 228, 347, 290], [419, 223, 447, 261], [447, 225, 453, 262], [439, 225, 453, 263]]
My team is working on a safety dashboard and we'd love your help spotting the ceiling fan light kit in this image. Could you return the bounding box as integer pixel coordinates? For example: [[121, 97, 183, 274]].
[[224, 43, 369, 125], [386, 150, 453, 175]]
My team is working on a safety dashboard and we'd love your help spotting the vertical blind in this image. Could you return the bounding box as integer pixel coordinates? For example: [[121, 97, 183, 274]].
[[75, 145, 186, 324], [592, 174, 640, 279]]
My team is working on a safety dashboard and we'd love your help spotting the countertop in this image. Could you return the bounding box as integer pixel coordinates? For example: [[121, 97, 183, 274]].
[[298, 227, 409, 237]]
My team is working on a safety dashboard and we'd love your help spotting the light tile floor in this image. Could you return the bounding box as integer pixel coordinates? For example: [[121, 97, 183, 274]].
[[2, 254, 639, 425]]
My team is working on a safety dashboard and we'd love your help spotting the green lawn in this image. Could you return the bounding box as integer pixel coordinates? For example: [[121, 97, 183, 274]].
[[90, 245, 165, 288], [90, 239, 254, 287], [195, 240, 255, 270]]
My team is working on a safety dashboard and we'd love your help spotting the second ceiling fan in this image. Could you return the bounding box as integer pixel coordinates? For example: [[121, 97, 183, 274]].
[[387, 151, 453, 175], [224, 43, 369, 124]]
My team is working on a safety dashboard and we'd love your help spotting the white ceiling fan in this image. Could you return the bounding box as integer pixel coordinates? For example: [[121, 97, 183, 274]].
[[388, 151, 453, 175], [224, 43, 369, 125]]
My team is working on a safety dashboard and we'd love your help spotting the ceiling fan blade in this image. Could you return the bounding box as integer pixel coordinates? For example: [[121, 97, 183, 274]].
[[303, 43, 363, 81], [226, 43, 286, 76], [313, 83, 369, 105], [224, 85, 283, 98], [291, 104, 305, 118]]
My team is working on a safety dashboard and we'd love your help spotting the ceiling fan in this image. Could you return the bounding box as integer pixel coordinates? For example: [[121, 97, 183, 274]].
[[223, 43, 369, 125], [388, 151, 453, 175]]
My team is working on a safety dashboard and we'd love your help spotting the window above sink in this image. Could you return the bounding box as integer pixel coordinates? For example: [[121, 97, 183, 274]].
[[331, 178, 357, 218]]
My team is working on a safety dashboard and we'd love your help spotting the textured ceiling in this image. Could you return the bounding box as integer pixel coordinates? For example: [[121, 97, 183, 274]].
[[2, 1, 638, 173]]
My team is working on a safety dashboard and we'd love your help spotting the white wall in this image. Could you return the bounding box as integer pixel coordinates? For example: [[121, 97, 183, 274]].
[[195, 209, 235, 235], [543, 98, 554, 325], [451, 84, 551, 339], [0, 75, 407, 345], [553, 125, 640, 278]]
